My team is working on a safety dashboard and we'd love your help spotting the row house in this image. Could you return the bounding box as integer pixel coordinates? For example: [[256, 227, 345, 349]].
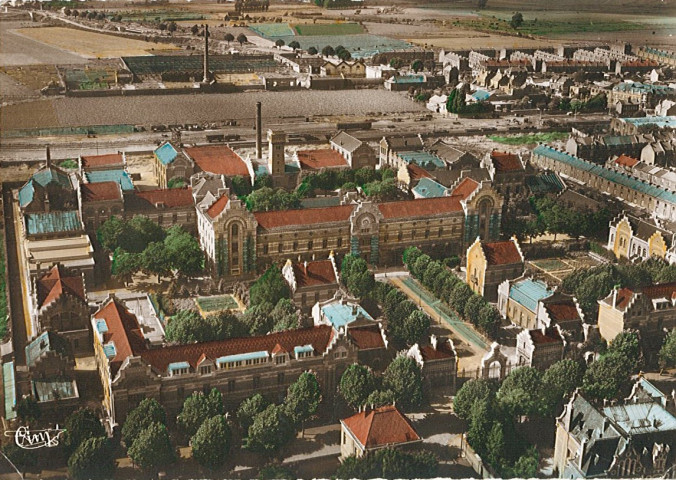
[[406, 335, 457, 391], [608, 82, 676, 110], [92, 294, 360, 429], [598, 283, 676, 363], [380, 135, 424, 168], [607, 212, 674, 263], [283, 256, 340, 313], [611, 116, 676, 135], [320, 59, 366, 78], [637, 47, 676, 68], [516, 325, 565, 371], [531, 145, 676, 222]]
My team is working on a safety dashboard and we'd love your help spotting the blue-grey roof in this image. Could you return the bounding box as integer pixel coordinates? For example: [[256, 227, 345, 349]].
[[391, 75, 425, 84], [18, 167, 72, 207], [413, 177, 448, 198], [154, 142, 178, 165], [168, 361, 190, 371], [509, 278, 553, 312], [526, 172, 565, 194], [321, 302, 373, 329], [397, 150, 446, 169], [217, 351, 268, 364], [26, 210, 80, 236], [95, 319, 108, 334], [103, 342, 116, 359], [603, 402, 676, 435], [33, 379, 77, 402], [533, 145, 676, 205], [619, 116, 676, 129], [294, 344, 314, 355], [642, 47, 676, 59], [3, 361, 16, 420], [255, 164, 270, 177], [25, 331, 52, 367], [613, 82, 675, 96], [85, 170, 134, 191], [472, 90, 490, 101]]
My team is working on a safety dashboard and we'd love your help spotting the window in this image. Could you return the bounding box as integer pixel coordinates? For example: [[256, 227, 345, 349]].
[[308, 240, 313, 250], [337, 238, 343, 247], [200, 365, 212, 375], [253, 376, 260, 389], [398, 232, 403, 241], [263, 244, 269, 254], [425, 229, 430, 239], [228, 380, 236, 392], [293, 241, 298, 250], [277, 372, 285, 385], [276, 355, 286, 365], [438, 227, 443, 237], [322, 238, 328, 249], [278, 243, 283, 253]]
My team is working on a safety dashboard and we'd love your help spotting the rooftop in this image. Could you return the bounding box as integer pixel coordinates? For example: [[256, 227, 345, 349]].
[[397, 150, 446, 169], [154, 142, 179, 165], [26, 210, 81, 236], [377, 195, 463, 219], [347, 324, 385, 351], [509, 278, 554, 313], [341, 405, 421, 450], [184, 145, 250, 177], [255, 205, 354, 229], [85, 170, 134, 192], [297, 149, 348, 170], [292, 260, 338, 288], [491, 151, 523, 172], [18, 167, 73, 207], [80, 182, 122, 203], [450, 177, 479, 200], [126, 188, 194, 210], [36, 264, 85, 309], [482, 240, 523, 266], [321, 301, 373, 329], [331, 131, 364, 153], [80, 153, 124, 170], [614, 154, 639, 168], [412, 177, 448, 198]]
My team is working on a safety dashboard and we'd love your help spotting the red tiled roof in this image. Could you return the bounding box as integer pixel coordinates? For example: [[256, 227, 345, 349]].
[[297, 149, 348, 170], [614, 287, 635, 310], [93, 297, 147, 377], [255, 205, 354, 229], [131, 188, 194, 208], [377, 196, 463, 219], [184, 145, 249, 177], [482, 240, 522, 266], [491, 151, 523, 172], [545, 301, 581, 323], [292, 260, 338, 288], [80, 153, 124, 170], [407, 164, 433, 181], [206, 195, 230, 219], [612, 283, 676, 310], [450, 177, 479, 200], [140, 325, 335, 373], [615, 154, 639, 168], [342, 405, 420, 449], [347, 324, 385, 350], [529, 327, 564, 345], [80, 181, 122, 202], [419, 340, 456, 361], [36, 264, 86, 309]]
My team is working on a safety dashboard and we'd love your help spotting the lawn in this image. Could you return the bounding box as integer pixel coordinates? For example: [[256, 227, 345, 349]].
[[248, 23, 296, 38], [293, 22, 365, 36], [531, 259, 570, 272], [488, 132, 569, 145], [116, 10, 206, 22], [195, 294, 240, 313]]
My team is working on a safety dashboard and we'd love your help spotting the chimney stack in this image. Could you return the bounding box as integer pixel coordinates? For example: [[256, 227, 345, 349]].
[[256, 101, 262, 159], [46, 146, 51, 167], [203, 24, 210, 83]]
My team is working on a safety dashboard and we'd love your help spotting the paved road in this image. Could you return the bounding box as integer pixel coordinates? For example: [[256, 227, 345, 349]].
[[2, 186, 27, 365]]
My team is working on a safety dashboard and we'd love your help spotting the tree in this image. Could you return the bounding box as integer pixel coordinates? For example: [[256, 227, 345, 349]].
[[237, 33, 248, 45], [339, 364, 376, 409], [270, 298, 300, 332], [394, 309, 430, 346], [411, 59, 423, 73], [450, 283, 473, 313], [659, 329, 676, 368], [608, 330, 640, 371], [321, 45, 335, 57], [582, 352, 634, 401], [98, 216, 127, 252], [225, 32, 235, 44], [512, 447, 539, 478], [485, 422, 505, 467], [3, 443, 36, 475], [403, 246, 422, 268], [477, 0, 488, 8], [308, 46, 318, 55], [237, 394, 270, 433], [463, 294, 484, 326], [112, 248, 140, 284], [478, 304, 501, 338], [15, 396, 40, 424], [191, 24, 199, 35], [275, 39, 285, 48], [365, 389, 397, 408], [288, 40, 300, 50], [142, 241, 171, 281], [382, 356, 423, 409], [258, 464, 296, 480], [177, 389, 224, 437], [127, 422, 176, 471], [338, 49, 352, 61], [121, 398, 166, 447], [453, 378, 498, 421], [68, 436, 116, 480], [191, 415, 232, 469], [243, 302, 274, 336], [167, 21, 177, 32], [541, 359, 585, 414], [336, 448, 437, 479], [63, 408, 106, 455], [164, 226, 203, 276], [249, 265, 290, 309], [165, 309, 206, 344], [466, 397, 495, 455], [231, 175, 253, 196], [159, 22, 167, 31], [497, 366, 543, 418], [246, 404, 294, 453], [510, 12, 524, 29], [284, 372, 322, 434]]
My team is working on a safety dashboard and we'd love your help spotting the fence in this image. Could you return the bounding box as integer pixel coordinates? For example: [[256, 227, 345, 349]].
[[461, 434, 495, 479]]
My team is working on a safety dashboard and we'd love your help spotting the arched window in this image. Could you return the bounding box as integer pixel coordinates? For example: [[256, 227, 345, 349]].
[[478, 198, 494, 240]]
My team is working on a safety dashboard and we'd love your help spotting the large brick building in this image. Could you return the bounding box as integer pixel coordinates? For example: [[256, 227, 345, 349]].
[[466, 236, 524, 302]]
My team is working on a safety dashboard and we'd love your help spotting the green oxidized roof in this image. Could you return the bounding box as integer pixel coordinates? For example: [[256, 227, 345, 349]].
[[154, 142, 178, 165], [18, 167, 72, 207], [398, 150, 446, 169], [26, 210, 80, 235], [85, 170, 134, 191], [413, 177, 448, 198], [509, 278, 553, 312]]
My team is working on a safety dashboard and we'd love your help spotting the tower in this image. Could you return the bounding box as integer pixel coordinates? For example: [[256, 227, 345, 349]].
[[256, 101, 262, 159], [267, 129, 286, 176], [203, 24, 210, 83]]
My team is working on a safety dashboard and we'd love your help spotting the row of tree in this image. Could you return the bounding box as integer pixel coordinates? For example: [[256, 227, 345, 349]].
[[446, 86, 492, 115], [403, 247, 501, 339], [529, 196, 612, 241], [336, 448, 438, 479]]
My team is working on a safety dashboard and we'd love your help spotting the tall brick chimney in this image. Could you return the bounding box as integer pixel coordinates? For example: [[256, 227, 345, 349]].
[[256, 101, 262, 159], [203, 24, 210, 83]]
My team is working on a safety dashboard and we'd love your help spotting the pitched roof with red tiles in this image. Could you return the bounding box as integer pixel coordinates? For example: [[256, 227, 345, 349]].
[[184, 145, 250, 177], [607, 282, 676, 311], [450, 177, 479, 200], [529, 327, 564, 345], [341, 405, 421, 449], [482, 240, 523, 266], [615, 154, 639, 168], [140, 325, 335, 373], [491, 151, 524, 172], [93, 297, 147, 377], [543, 298, 581, 323], [80, 181, 122, 202], [126, 188, 194, 210], [347, 324, 385, 350], [377, 196, 463, 219], [297, 149, 348, 170], [80, 153, 124, 170], [206, 195, 230, 219], [419, 340, 456, 362], [36, 264, 86, 309], [406, 164, 433, 182], [255, 205, 354, 230], [292, 260, 338, 288]]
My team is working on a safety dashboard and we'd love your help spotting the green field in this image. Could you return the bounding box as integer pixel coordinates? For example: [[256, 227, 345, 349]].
[[293, 22, 365, 36], [196, 294, 239, 313], [488, 132, 568, 145], [532, 259, 569, 271], [116, 10, 205, 22]]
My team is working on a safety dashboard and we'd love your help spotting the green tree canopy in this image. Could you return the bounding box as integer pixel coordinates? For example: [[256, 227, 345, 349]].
[[582, 351, 634, 401], [382, 356, 423, 409], [67, 436, 116, 480], [62, 408, 106, 455], [112, 248, 140, 284], [453, 378, 499, 421], [284, 372, 322, 430], [270, 298, 301, 332], [191, 415, 232, 469], [365, 389, 397, 408], [249, 265, 290, 309], [121, 398, 167, 447], [659, 329, 676, 368], [247, 404, 294, 453], [510, 12, 524, 29], [336, 448, 437, 479], [339, 364, 377, 409], [237, 394, 270, 433], [541, 359, 585, 414], [15, 396, 40, 424], [177, 389, 224, 437], [497, 366, 543, 418], [127, 422, 176, 471], [164, 225, 203, 276], [141, 241, 171, 281]]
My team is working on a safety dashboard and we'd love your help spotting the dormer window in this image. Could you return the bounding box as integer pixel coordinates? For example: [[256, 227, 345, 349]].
[[217, 351, 268, 369], [200, 365, 212, 375], [275, 355, 287, 365], [168, 361, 190, 376], [294, 344, 314, 359]]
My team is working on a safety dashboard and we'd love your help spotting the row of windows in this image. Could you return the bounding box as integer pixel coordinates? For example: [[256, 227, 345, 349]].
[[262, 238, 343, 255], [171, 353, 316, 377]]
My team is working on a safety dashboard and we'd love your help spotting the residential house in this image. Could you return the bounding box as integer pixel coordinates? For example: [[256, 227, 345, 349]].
[[497, 277, 555, 329], [607, 212, 673, 262], [283, 255, 340, 312], [153, 142, 195, 189], [516, 326, 565, 370], [321, 59, 365, 78], [466, 237, 525, 302], [380, 136, 424, 168], [330, 131, 377, 170], [406, 335, 456, 391]]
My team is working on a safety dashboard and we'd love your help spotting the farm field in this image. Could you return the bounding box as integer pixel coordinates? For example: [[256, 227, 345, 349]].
[[15, 27, 179, 58], [195, 294, 242, 315], [293, 22, 365, 36], [0, 21, 88, 66], [488, 132, 569, 145]]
